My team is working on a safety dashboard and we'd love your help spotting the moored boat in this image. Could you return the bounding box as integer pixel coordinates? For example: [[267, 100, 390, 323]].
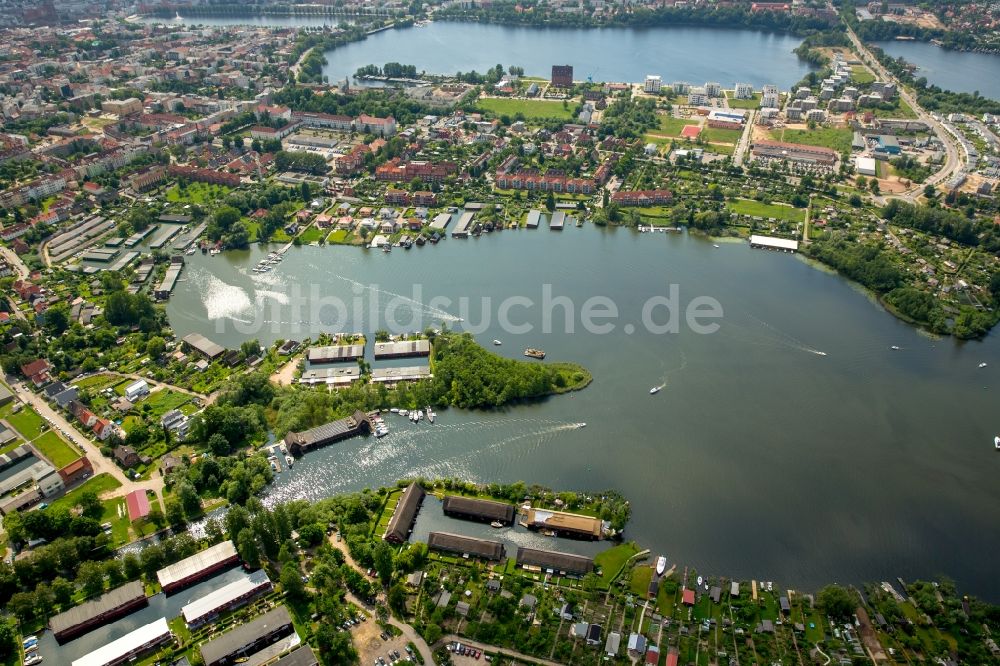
[[490, 521, 504, 528], [655, 556, 667, 576], [524, 348, 546, 359], [285, 455, 294, 467]]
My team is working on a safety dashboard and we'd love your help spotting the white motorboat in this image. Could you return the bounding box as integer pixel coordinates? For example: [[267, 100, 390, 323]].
[[890, 345, 900, 350], [415, 410, 423, 421], [574, 422, 586, 428], [285, 455, 294, 467], [426, 406, 435, 423], [697, 575, 703, 586], [22, 637, 38, 646], [995, 436, 1000, 450], [979, 362, 988, 368], [399, 409, 408, 417], [655, 556, 667, 576], [650, 386, 661, 394], [390, 407, 399, 413], [490, 521, 504, 529], [713, 244, 720, 248], [493, 339, 502, 345]]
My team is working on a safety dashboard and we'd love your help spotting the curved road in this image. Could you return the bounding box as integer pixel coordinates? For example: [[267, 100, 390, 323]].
[[327, 535, 437, 665], [0, 246, 30, 279], [844, 23, 962, 200]]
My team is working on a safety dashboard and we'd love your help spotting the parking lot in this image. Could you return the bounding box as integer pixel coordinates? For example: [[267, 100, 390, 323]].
[[352, 619, 417, 665], [446, 641, 484, 663]]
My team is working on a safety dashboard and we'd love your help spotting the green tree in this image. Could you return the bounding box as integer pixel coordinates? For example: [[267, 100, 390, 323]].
[[818, 584, 856, 620], [373, 541, 395, 586], [545, 190, 555, 212], [237, 528, 262, 569], [146, 336, 167, 358], [280, 564, 307, 600], [77, 560, 105, 597]]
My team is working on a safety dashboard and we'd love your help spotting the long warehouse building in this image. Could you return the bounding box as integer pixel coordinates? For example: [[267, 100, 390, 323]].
[[49, 580, 148, 643], [156, 540, 240, 593], [442, 495, 516, 525], [199, 606, 295, 666], [182, 569, 272, 628], [384, 482, 425, 543], [428, 532, 506, 561], [71, 617, 172, 666], [516, 547, 595, 576]]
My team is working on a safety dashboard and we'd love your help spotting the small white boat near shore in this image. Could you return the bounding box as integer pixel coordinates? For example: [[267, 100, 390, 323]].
[[655, 556, 667, 576]]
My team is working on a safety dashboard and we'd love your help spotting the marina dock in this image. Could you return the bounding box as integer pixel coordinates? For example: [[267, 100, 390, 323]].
[[550, 212, 565, 230], [148, 224, 183, 250], [452, 212, 474, 238], [154, 258, 184, 300], [525, 209, 542, 229]]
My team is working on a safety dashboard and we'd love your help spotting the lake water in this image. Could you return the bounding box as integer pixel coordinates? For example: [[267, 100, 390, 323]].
[[140, 14, 815, 89], [874, 40, 1000, 100], [323, 22, 814, 88], [167, 226, 1000, 600]]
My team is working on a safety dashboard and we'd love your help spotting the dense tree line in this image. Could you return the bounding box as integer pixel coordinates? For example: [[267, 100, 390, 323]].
[[807, 237, 903, 293], [354, 62, 419, 79], [882, 199, 979, 247], [598, 96, 658, 140], [272, 87, 433, 127], [275, 150, 330, 175]]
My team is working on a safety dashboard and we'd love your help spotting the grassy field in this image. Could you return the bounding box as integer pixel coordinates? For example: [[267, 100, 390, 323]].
[[727, 92, 761, 109], [32, 431, 80, 468], [702, 126, 743, 144], [298, 226, 325, 243], [594, 542, 640, 588], [164, 181, 231, 205], [139, 389, 192, 421], [656, 114, 697, 137], [727, 199, 806, 223], [851, 65, 876, 85], [7, 407, 44, 439], [326, 229, 351, 243], [50, 473, 122, 511], [774, 127, 853, 153], [476, 97, 575, 120]]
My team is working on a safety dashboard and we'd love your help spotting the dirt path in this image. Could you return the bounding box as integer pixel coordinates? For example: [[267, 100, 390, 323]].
[[270, 353, 304, 387]]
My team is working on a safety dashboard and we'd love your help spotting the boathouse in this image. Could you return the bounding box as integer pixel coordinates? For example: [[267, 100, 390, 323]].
[[515, 546, 594, 575], [442, 495, 516, 525], [524, 507, 604, 539], [384, 482, 425, 543], [49, 581, 148, 643], [283, 410, 371, 455], [427, 532, 506, 561]]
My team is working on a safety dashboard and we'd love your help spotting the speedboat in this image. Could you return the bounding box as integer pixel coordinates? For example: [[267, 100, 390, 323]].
[[285, 455, 294, 467], [656, 556, 667, 576], [399, 409, 408, 417], [995, 436, 1000, 450], [649, 386, 661, 395], [979, 362, 988, 368], [490, 521, 504, 529], [425, 406, 435, 423], [574, 422, 586, 428], [697, 575, 703, 586], [390, 407, 399, 413], [890, 345, 900, 350], [22, 637, 38, 646], [493, 339, 502, 346], [415, 410, 423, 421], [24, 644, 38, 653], [713, 244, 720, 248]]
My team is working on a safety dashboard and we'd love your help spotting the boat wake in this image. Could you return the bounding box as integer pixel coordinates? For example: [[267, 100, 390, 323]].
[[727, 314, 828, 357], [328, 272, 463, 322]]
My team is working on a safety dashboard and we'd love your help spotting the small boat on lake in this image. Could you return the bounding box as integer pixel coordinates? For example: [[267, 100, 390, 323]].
[[285, 455, 294, 468], [490, 521, 504, 529], [574, 422, 586, 428], [713, 244, 720, 248], [493, 339, 502, 346], [995, 435, 1000, 450], [656, 556, 667, 576], [979, 362, 988, 368], [650, 386, 661, 395], [890, 345, 900, 350], [524, 348, 546, 359]]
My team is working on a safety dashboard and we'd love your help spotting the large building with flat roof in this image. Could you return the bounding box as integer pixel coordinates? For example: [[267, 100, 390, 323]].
[[373, 339, 431, 359], [199, 606, 295, 666], [50, 580, 147, 642], [751, 140, 837, 165], [273, 646, 320, 666], [307, 344, 365, 363], [427, 532, 506, 561], [525, 507, 604, 539], [442, 495, 516, 525], [283, 410, 370, 454], [182, 333, 226, 359], [71, 617, 172, 666], [384, 482, 425, 543], [516, 547, 595, 575], [182, 570, 272, 627], [156, 540, 239, 593]]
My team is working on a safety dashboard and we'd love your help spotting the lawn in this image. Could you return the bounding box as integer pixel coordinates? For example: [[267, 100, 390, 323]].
[[594, 541, 640, 588], [7, 406, 45, 439], [164, 181, 231, 205], [727, 93, 761, 109], [656, 114, 696, 137], [476, 97, 575, 120], [851, 66, 876, 85], [32, 431, 81, 468], [140, 389, 191, 419], [299, 226, 325, 243], [774, 127, 853, 153], [727, 199, 806, 223], [49, 473, 123, 512], [702, 127, 743, 144]]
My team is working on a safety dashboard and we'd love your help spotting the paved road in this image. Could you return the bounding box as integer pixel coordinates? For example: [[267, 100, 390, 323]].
[[733, 109, 756, 167], [10, 380, 164, 501], [0, 246, 30, 279], [844, 23, 962, 200]]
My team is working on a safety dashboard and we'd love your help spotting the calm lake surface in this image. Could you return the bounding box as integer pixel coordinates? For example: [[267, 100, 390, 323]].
[[874, 40, 1000, 100], [167, 227, 1000, 599], [142, 14, 815, 89]]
